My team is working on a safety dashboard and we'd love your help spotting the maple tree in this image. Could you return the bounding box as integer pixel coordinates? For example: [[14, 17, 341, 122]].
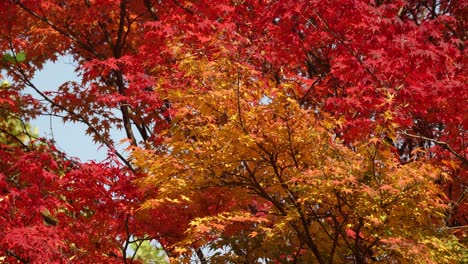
[[131, 51, 465, 263], [0, 0, 466, 263]]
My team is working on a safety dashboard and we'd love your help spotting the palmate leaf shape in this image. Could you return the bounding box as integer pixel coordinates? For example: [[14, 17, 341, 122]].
[[131, 55, 465, 263], [0, 0, 465, 262]]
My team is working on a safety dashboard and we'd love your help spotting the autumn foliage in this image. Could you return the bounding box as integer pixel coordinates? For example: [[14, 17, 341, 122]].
[[0, 0, 466, 263]]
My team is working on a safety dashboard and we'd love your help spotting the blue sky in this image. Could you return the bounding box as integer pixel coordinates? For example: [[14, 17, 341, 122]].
[[29, 56, 125, 162]]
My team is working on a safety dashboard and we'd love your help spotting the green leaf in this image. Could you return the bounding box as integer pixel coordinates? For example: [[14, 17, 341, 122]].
[[16, 52, 26, 62], [2, 53, 15, 63], [2, 52, 26, 63]]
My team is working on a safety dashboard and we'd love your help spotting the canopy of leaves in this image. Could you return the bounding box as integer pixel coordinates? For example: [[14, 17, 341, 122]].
[[0, 0, 466, 262], [131, 56, 465, 263]]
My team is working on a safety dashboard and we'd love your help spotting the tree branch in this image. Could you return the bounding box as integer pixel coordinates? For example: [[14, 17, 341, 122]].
[[144, 0, 160, 21], [401, 131, 467, 165], [13, 0, 103, 59], [195, 247, 207, 264], [9, 65, 135, 171]]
